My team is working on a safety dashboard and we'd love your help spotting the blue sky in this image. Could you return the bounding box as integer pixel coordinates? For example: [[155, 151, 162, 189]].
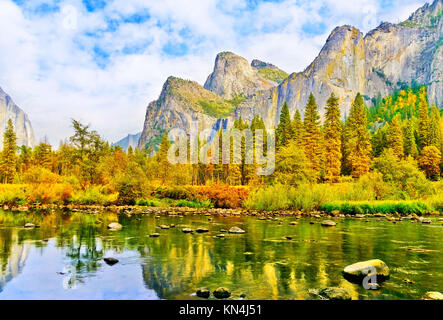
[[0, 0, 430, 144]]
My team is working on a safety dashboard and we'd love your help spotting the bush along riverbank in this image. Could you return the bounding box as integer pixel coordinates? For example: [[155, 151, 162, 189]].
[[0, 182, 442, 216]]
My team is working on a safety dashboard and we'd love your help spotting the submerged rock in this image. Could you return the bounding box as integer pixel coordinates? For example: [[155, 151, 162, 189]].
[[228, 227, 245, 234], [149, 233, 160, 237], [422, 292, 443, 300], [107, 222, 122, 230], [319, 287, 352, 300], [321, 220, 337, 227], [213, 287, 231, 299], [196, 288, 211, 299], [103, 257, 119, 266], [343, 259, 390, 282]]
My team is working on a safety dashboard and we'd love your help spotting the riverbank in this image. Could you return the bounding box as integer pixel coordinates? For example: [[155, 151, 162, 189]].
[[3, 203, 442, 219]]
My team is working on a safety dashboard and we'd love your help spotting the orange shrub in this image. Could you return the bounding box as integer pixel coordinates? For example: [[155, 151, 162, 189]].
[[27, 183, 73, 204], [193, 185, 249, 209]]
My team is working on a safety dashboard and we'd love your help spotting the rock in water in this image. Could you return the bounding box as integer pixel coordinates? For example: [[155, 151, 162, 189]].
[[343, 259, 390, 282], [196, 288, 210, 299], [182, 228, 194, 234], [422, 292, 443, 300], [159, 225, 170, 229], [24, 223, 35, 228], [107, 222, 122, 230], [149, 233, 160, 238], [228, 227, 245, 234], [213, 287, 231, 299], [196, 228, 209, 233], [321, 220, 337, 227], [103, 257, 119, 266], [319, 287, 352, 300]]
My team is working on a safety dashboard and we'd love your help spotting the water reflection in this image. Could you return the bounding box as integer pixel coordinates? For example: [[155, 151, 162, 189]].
[[0, 210, 442, 300]]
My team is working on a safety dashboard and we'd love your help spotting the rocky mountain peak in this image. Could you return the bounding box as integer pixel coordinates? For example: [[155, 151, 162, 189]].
[[402, 0, 442, 28], [204, 51, 276, 99], [0, 87, 36, 148]]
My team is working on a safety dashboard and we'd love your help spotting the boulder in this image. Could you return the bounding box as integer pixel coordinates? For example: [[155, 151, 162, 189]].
[[182, 228, 194, 234], [213, 287, 231, 299], [228, 227, 245, 234], [196, 288, 210, 299], [422, 291, 443, 300], [24, 223, 35, 228], [321, 220, 337, 227], [421, 218, 432, 224], [107, 222, 122, 230], [343, 259, 390, 282], [103, 257, 119, 266], [319, 287, 352, 300], [196, 228, 209, 233]]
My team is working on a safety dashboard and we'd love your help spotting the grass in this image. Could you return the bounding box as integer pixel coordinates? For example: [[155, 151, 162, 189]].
[[258, 67, 289, 84], [320, 201, 432, 216]]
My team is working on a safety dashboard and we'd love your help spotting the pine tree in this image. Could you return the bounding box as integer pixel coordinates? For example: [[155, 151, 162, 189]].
[[417, 86, 430, 150], [323, 92, 342, 182], [275, 102, 292, 148], [404, 120, 418, 159], [303, 93, 323, 178], [1, 119, 17, 183], [429, 105, 441, 149], [419, 146, 441, 180], [156, 131, 171, 183], [291, 109, 304, 146], [386, 114, 404, 158], [342, 93, 372, 178]]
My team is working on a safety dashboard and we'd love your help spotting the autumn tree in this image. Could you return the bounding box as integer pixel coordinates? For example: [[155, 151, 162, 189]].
[[323, 92, 342, 182], [1, 119, 17, 183], [291, 109, 304, 146], [429, 105, 441, 149], [386, 114, 404, 158], [303, 93, 323, 178], [417, 86, 430, 150], [342, 93, 372, 178], [404, 120, 418, 159], [419, 146, 441, 180]]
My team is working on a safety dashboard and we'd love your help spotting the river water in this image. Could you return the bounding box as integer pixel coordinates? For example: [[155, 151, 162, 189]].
[[0, 209, 442, 300]]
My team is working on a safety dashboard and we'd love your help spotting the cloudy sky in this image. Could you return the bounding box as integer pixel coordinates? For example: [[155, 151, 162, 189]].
[[0, 0, 430, 145]]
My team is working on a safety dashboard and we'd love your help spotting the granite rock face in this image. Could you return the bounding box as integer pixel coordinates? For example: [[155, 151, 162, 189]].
[[113, 132, 141, 151], [236, 0, 442, 127], [203, 51, 276, 99], [138, 0, 443, 150], [0, 87, 36, 148]]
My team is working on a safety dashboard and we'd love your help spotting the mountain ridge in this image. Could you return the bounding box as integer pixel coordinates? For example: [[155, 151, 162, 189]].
[[139, 0, 443, 150]]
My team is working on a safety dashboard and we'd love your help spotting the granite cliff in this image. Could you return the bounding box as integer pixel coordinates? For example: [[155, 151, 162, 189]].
[[139, 0, 442, 150], [0, 87, 36, 148]]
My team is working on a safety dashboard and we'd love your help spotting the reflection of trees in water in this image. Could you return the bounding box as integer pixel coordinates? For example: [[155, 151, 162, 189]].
[[1, 211, 443, 299]]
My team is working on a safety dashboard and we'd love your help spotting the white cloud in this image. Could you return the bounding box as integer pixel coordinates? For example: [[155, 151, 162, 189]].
[[0, 0, 430, 145]]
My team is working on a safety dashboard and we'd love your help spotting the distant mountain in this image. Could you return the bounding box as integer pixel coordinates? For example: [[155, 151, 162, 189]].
[[0, 87, 36, 148], [114, 132, 141, 151], [139, 0, 443, 150]]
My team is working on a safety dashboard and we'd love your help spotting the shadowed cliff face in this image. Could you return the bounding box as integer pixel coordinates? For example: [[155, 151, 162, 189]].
[[0, 87, 36, 148], [139, 0, 443, 150]]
